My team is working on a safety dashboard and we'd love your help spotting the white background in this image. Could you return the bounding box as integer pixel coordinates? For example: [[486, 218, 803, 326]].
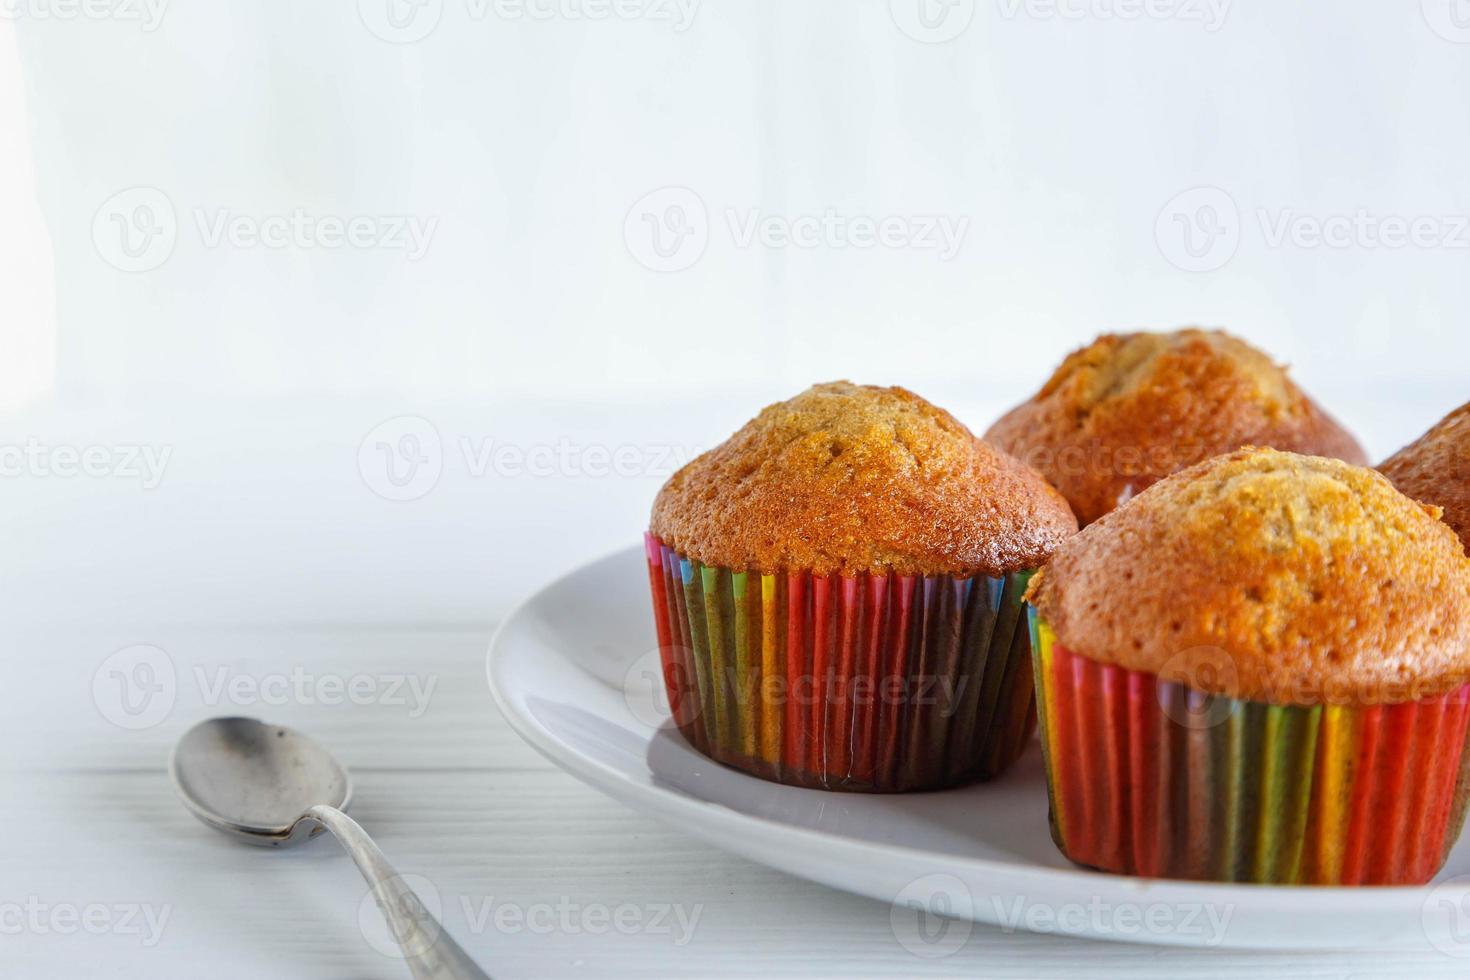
[[3, 2, 1470, 977]]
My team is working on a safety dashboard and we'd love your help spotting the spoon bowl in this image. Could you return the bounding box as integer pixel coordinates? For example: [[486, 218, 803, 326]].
[[170, 716, 489, 978], [171, 717, 351, 845]]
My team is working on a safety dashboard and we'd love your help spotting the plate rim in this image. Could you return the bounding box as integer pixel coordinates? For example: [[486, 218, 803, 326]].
[[486, 544, 1470, 948]]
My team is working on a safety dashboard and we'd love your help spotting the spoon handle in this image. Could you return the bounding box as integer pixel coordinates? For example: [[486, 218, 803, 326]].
[[305, 804, 491, 980]]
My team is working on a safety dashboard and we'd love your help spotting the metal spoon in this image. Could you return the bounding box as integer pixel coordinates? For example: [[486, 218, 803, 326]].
[[170, 716, 490, 980]]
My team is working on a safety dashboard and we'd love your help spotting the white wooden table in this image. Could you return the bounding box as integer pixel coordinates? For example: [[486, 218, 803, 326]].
[[4, 623, 1466, 979], [5, 395, 1469, 977]]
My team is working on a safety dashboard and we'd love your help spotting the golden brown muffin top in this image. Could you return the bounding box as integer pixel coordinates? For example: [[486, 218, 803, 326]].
[[986, 329, 1367, 526], [1026, 448, 1470, 705], [650, 381, 1078, 578], [1381, 401, 1470, 551]]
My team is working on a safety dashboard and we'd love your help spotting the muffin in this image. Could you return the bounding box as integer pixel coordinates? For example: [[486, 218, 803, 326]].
[[1025, 448, 1470, 884], [986, 329, 1367, 525], [645, 381, 1078, 791], [1381, 400, 1470, 549]]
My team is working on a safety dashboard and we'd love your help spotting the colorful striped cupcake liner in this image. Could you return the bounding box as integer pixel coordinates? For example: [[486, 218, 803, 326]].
[[645, 534, 1039, 792], [1030, 610, 1470, 884]]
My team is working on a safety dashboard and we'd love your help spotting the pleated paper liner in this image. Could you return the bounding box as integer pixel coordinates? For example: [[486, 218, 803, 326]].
[[645, 534, 1039, 792], [1029, 610, 1470, 885]]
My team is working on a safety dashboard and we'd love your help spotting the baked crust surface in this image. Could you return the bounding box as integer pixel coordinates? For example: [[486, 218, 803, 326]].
[[987, 329, 1367, 526], [1026, 448, 1470, 704], [1381, 401, 1470, 550], [651, 381, 1078, 578]]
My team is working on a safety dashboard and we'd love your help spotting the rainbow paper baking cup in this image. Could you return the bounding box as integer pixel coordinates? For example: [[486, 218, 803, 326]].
[[1030, 610, 1470, 885], [646, 533, 1040, 791]]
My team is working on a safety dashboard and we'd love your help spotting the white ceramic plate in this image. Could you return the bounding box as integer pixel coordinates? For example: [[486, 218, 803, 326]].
[[488, 546, 1470, 951]]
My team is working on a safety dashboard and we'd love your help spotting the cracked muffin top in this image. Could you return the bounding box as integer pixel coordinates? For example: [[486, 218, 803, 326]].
[[1381, 401, 1470, 551], [650, 381, 1078, 578], [1026, 448, 1470, 704], [986, 329, 1367, 526]]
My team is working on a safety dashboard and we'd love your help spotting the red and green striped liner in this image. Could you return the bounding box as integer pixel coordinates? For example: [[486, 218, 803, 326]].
[[645, 533, 1040, 792], [1030, 610, 1470, 884]]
